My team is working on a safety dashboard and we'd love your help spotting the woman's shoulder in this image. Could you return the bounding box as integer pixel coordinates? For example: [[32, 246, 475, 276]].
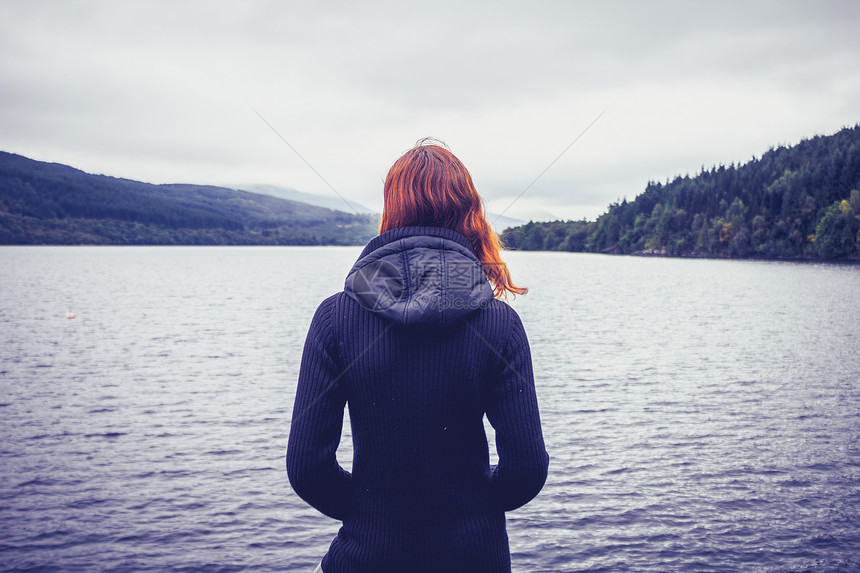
[[317, 292, 343, 310], [475, 298, 528, 342], [307, 292, 349, 333], [482, 297, 524, 322]]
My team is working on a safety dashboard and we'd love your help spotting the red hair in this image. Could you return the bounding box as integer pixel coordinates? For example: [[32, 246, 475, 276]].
[[380, 140, 527, 298]]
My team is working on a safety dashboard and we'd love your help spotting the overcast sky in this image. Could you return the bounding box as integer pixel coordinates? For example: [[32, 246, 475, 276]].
[[2, 0, 859, 221]]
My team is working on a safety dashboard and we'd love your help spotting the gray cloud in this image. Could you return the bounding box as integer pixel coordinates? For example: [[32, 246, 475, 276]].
[[1, 0, 858, 221]]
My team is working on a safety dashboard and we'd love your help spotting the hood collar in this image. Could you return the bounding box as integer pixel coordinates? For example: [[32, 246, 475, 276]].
[[344, 226, 494, 329]]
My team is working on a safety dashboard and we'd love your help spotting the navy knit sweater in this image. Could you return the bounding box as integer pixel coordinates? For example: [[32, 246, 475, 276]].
[[287, 226, 549, 572]]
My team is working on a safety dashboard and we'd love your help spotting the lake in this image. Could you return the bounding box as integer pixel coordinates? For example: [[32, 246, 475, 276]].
[[1, 246, 858, 572]]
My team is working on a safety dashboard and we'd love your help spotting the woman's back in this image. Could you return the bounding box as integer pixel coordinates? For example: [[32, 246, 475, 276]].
[[287, 142, 548, 573], [288, 226, 547, 572]]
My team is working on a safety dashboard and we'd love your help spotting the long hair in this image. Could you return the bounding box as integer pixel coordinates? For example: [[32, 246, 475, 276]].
[[379, 139, 527, 298]]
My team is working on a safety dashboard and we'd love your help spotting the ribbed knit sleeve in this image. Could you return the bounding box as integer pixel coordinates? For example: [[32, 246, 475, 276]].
[[286, 295, 354, 520], [486, 309, 549, 512]]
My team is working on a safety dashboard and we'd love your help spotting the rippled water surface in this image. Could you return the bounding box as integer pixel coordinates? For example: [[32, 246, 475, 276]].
[[1, 247, 859, 572]]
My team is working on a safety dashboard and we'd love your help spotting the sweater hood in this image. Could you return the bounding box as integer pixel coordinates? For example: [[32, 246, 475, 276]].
[[344, 226, 495, 329]]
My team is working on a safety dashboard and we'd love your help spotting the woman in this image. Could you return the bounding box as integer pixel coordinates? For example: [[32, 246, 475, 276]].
[[287, 140, 549, 572]]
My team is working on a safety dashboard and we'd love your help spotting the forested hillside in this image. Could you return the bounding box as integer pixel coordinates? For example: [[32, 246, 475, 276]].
[[502, 125, 860, 259], [0, 151, 379, 245]]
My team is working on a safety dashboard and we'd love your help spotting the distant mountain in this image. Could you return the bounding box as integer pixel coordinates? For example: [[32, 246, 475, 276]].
[[502, 124, 860, 259], [234, 183, 376, 215], [0, 152, 379, 245], [488, 213, 526, 234]]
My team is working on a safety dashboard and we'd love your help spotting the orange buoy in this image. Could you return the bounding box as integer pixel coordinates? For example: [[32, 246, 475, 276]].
[[66, 310, 76, 319]]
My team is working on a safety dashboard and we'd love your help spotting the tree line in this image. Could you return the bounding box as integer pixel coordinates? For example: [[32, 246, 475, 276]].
[[0, 151, 379, 245], [502, 125, 860, 260]]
